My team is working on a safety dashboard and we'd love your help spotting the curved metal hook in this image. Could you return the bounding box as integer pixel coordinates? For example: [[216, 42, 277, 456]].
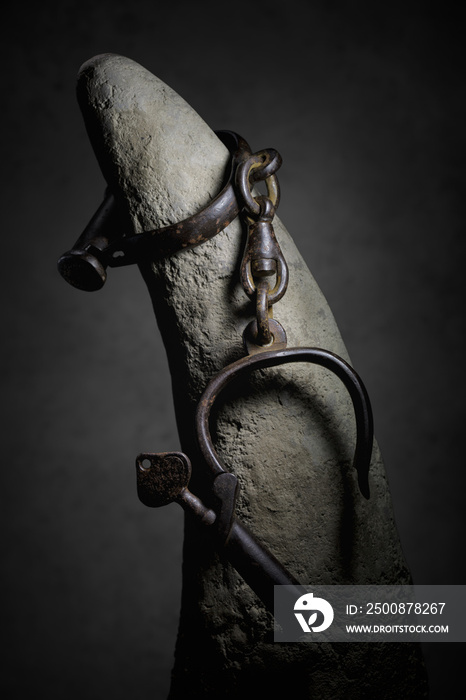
[[195, 347, 373, 499]]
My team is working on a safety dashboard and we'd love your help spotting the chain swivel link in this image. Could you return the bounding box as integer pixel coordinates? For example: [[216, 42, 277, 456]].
[[237, 148, 289, 353]]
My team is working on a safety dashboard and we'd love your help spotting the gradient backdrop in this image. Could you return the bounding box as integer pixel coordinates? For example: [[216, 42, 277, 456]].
[[3, 1, 465, 698]]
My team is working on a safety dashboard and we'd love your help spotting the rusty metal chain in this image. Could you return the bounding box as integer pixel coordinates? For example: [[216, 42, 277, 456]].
[[236, 147, 289, 354]]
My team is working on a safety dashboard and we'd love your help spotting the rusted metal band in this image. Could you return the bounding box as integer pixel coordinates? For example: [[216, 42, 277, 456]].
[[103, 130, 252, 265], [195, 347, 373, 499], [58, 131, 258, 289]]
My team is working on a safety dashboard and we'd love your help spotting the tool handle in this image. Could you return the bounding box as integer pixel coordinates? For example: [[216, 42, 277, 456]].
[[225, 519, 303, 613]]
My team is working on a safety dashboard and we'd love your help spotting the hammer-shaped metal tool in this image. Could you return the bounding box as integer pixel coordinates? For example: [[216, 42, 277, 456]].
[[57, 189, 126, 291]]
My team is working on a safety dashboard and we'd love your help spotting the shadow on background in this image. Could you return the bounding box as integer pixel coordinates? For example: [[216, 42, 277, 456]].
[[2, 1, 465, 697]]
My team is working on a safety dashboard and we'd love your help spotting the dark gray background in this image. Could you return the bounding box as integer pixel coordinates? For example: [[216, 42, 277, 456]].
[[2, 1, 465, 697]]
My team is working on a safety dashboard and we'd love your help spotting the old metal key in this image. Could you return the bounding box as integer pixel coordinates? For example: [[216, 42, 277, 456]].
[[135, 451, 302, 613], [136, 451, 217, 526]]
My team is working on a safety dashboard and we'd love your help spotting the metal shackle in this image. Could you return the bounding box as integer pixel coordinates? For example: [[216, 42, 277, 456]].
[[196, 346, 374, 500]]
